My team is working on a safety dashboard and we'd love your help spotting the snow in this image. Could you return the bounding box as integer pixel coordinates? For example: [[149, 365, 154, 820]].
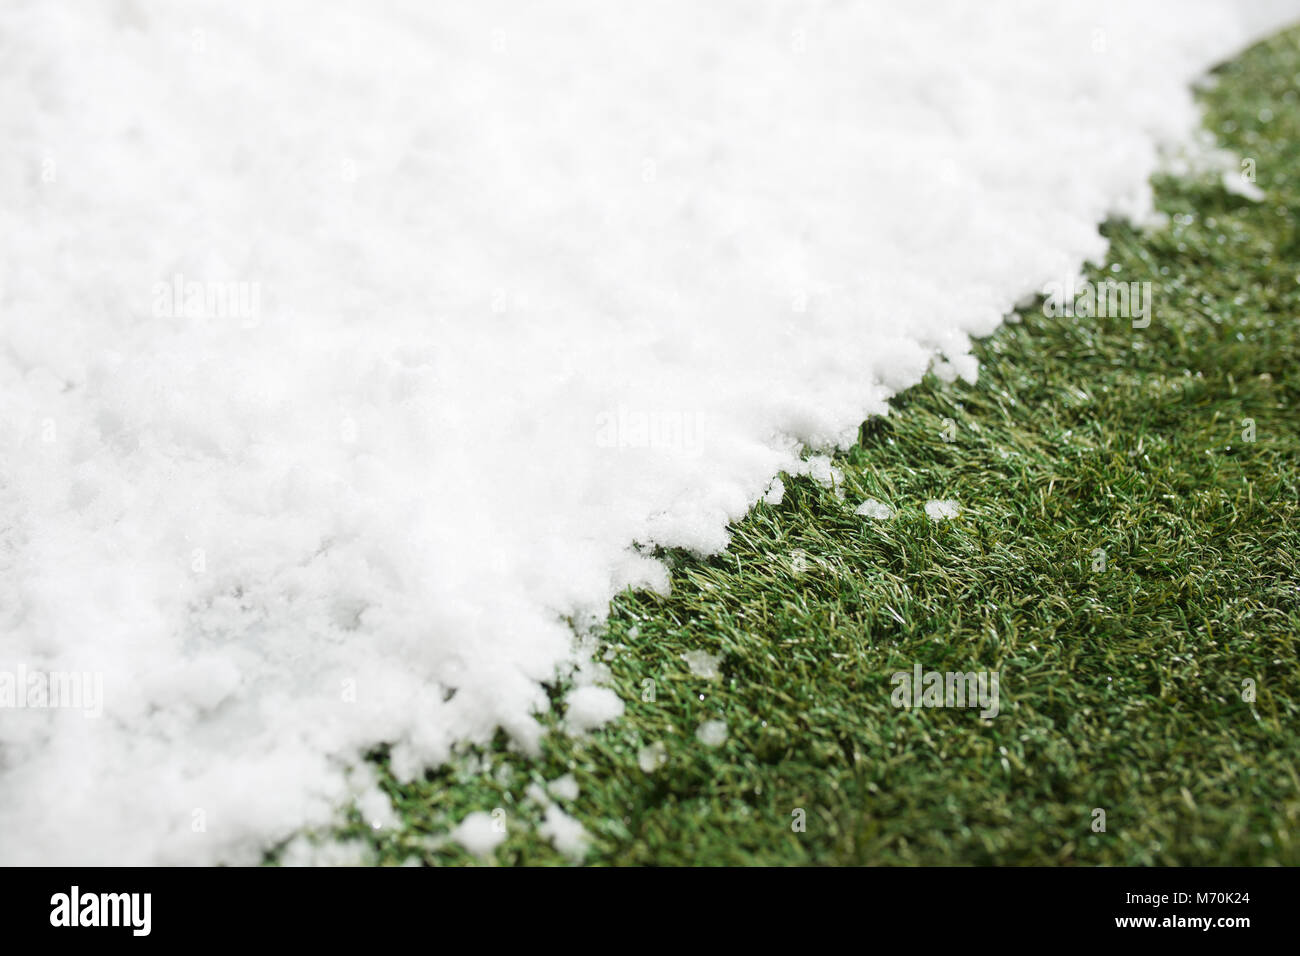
[[682, 650, 724, 680], [925, 500, 963, 521], [538, 805, 590, 860], [638, 741, 669, 774], [547, 774, 580, 802], [856, 499, 896, 521], [2, 1, 1297, 864], [798, 455, 843, 490], [353, 771, 399, 832], [278, 836, 375, 867], [1222, 168, 1267, 201], [449, 811, 507, 858], [564, 686, 625, 733], [696, 720, 730, 748], [763, 478, 786, 506]]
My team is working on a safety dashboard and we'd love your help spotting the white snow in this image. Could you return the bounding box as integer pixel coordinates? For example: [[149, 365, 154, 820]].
[[1, 1, 1296, 864], [449, 811, 507, 858], [563, 686, 625, 733], [682, 650, 724, 680], [354, 780, 399, 833], [925, 500, 962, 521], [278, 836, 375, 868], [798, 455, 843, 490], [538, 805, 590, 861], [763, 478, 785, 506], [696, 720, 729, 748], [547, 774, 580, 802], [638, 741, 669, 774], [1222, 168, 1267, 201], [856, 499, 896, 521]]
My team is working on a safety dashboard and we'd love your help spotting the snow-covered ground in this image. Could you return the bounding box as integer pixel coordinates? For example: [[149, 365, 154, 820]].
[[1, 1, 1296, 864]]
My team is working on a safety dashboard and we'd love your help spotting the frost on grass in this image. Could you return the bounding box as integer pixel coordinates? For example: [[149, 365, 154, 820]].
[[925, 500, 962, 521], [856, 499, 895, 520], [1, 1, 1294, 864]]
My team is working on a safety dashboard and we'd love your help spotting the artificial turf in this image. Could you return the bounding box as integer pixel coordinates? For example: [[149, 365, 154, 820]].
[[309, 24, 1300, 866]]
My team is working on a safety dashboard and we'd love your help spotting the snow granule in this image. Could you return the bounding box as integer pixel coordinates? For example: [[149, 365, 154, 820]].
[[638, 742, 669, 773], [681, 650, 723, 679], [925, 500, 962, 521], [547, 774, 580, 802], [696, 721, 729, 748], [278, 836, 375, 868], [539, 805, 590, 861], [449, 811, 507, 859], [564, 686, 625, 732], [856, 499, 895, 520]]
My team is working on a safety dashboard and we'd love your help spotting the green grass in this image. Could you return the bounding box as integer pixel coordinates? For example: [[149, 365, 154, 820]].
[[312, 26, 1300, 866]]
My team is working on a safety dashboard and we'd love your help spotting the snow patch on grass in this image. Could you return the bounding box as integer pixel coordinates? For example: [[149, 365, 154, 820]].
[[564, 686, 625, 733], [856, 499, 896, 520], [539, 805, 590, 861], [696, 720, 729, 748], [925, 500, 963, 521], [449, 811, 507, 859], [1, 0, 1294, 863], [681, 650, 723, 679]]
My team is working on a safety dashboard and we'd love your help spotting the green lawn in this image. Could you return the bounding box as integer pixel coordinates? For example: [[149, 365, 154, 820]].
[[312, 25, 1300, 866]]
